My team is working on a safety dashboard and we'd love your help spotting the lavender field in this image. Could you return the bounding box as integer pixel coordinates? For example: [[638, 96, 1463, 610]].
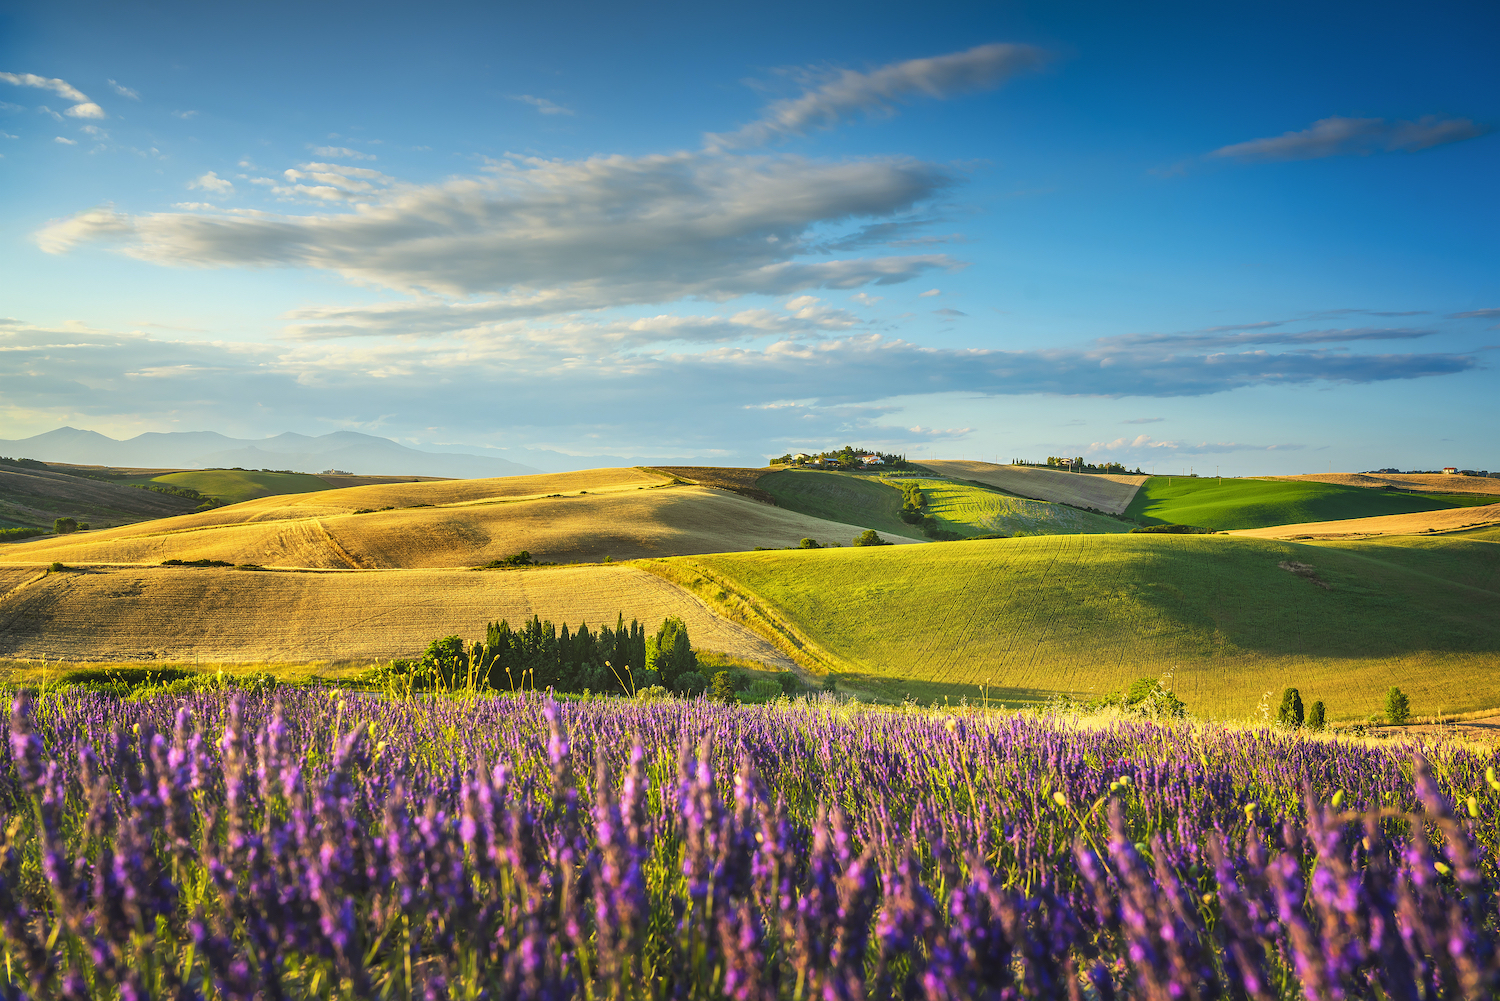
[[2, 688, 1498, 999]]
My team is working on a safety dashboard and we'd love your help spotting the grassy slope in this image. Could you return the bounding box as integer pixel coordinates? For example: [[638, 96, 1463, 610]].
[[1124, 476, 1468, 531], [921, 460, 1148, 514], [661, 533, 1500, 720], [761, 469, 1129, 540], [1, 466, 198, 529], [128, 470, 337, 504], [913, 477, 1131, 537]]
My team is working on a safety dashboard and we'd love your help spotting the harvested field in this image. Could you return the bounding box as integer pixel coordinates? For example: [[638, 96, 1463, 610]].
[[1230, 503, 1500, 540], [0, 482, 915, 568], [648, 466, 777, 504], [921, 460, 1147, 514], [0, 564, 795, 668], [1267, 472, 1500, 496], [0, 465, 198, 529]]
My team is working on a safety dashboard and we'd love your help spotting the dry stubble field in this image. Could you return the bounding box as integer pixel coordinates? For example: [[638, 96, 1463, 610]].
[[0, 563, 794, 668], [0, 468, 911, 569], [1231, 502, 1500, 540], [921, 460, 1148, 514]]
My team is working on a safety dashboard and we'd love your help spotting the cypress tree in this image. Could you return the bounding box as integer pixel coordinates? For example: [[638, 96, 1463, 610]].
[[1385, 687, 1411, 725], [1306, 700, 1326, 731], [1277, 688, 1304, 728]]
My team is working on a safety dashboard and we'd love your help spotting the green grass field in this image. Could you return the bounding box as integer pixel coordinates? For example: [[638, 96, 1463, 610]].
[[1123, 476, 1494, 531], [126, 469, 337, 504], [760, 469, 1128, 540], [656, 532, 1500, 721]]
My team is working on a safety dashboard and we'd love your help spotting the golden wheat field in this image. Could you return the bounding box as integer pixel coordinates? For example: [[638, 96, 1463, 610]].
[[0, 563, 794, 667], [0, 472, 914, 568], [1230, 502, 1500, 540], [920, 460, 1148, 514], [1265, 472, 1500, 495]]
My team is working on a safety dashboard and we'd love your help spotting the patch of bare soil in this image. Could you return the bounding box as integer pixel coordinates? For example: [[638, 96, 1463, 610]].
[[920, 460, 1148, 514], [1277, 560, 1331, 589], [1357, 715, 1500, 744]]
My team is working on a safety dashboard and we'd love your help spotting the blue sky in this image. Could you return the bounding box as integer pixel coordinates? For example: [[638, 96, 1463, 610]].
[[1, 0, 1496, 472]]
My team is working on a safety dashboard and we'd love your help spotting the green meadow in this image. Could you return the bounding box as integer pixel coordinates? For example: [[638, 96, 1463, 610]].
[[126, 469, 337, 504], [1123, 475, 1496, 531], [658, 531, 1500, 721]]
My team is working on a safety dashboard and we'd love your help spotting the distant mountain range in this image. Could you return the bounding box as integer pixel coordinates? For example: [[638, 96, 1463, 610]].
[[0, 427, 752, 478]]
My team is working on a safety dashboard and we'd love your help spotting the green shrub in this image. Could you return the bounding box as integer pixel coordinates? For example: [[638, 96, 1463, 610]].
[[636, 685, 670, 702], [1277, 687, 1305, 728], [53, 517, 78, 535], [852, 529, 890, 547], [58, 666, 195, 687], [674, 671, 707, 697], [48, 562, 67, 572], [1121, 677, 1188, 718], [0, 527, 47, 543], [822, 674, 838, 693], [1306, 700, 1326, 730], [709, 671, 736, 703], [747, 679, 782, 702], [798, 538, 822, 549], [775, 671, 802, 695], [1385, 686, 1411, 725]]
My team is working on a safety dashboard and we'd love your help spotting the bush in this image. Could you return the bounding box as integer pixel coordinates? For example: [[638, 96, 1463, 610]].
[[1129, 524, 1214, 535], [0, 527, 47, 543], [635, 685, 670, 702], [852, 529, 890, 547], [798, 538, 822, 549], [1121, 677, 1188, 719], [53, 517, 78, 535], [1277, 687, 1305, 728], [1385, 687, 1411, 725], [48, 562, 67, 572], [775, 671, 802, 695], [1306, 700, 1327, 731], [747, 679, 782, 701], [709, 671, 737, 703], [674, 671, 707, 697], [822, 674, 838, 693]]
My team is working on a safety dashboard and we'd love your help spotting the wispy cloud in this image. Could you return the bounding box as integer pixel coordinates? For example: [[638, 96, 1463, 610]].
[[1211, 115, 1489, 162], [187, 171, 233, 194], [172, 110, 197, 119], [107, 79, 139, 100], [1088, 435, 1304, 456], [311, 146, 376, 160], [705, 43, 1049, 150], [36, 152, 962, 306], [53, 136, 76, 145], [1122, 417, 1164, 424], [511, 94, 574, 116], [0, 71, 88, 102]]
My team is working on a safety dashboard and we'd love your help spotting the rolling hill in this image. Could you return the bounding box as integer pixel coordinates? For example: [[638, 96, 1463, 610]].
[[920, 460, 1148, 514], [1122, 475, 1484, 531], [0, 467, 913, 569], [1230, 503, 1500, 540], [121, 469, 342, 504], [759, 468, 1128, 539], [0, 464, 199, 530], [1267, 472, 1500, 496], [651, 531, 1500, 720], [0, 563, 793, 668]]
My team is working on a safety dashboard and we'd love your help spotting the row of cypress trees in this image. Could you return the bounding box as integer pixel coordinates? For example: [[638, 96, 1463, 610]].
[[413, 613, 701, 695]]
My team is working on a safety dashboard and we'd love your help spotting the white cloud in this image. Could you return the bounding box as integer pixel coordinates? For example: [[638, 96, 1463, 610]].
[[107, 79, 139, 99], [1211, 115, 1490, 162], [79, 124, 108, 138], [512, 94, 574, 116], [0, 71, 89, 103], [0, 131, 17, 140], [37, 106, 63, 122], [918, 288, 940, 297], [64, 102, 105, 119], [171, 202, 220, 211], [53, 136, 76, 145], [705, 43, 1049, 150], [1087, 435, 1305, 456], [37, 151, 961, 305], [312, 146, 375, 160], [173, 110, 197, 119], [851, 292, 882, 305], [188, 171, 234, 194]]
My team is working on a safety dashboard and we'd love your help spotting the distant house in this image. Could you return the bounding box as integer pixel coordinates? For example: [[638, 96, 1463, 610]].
[[322, 468, 352, 475], [793, 453, 811, 461], [860, 454, 883, 465], [1443, 467, 1458, 475]]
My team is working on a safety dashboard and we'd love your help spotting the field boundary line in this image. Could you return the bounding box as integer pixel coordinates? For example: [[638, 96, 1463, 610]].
[[636, 558, 858, 678]]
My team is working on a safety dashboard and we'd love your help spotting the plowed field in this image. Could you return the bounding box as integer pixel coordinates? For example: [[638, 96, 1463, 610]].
[[0, 564, 795, 668], [921, 461, 1147, 514], [1267, 473, 1500, 496]]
